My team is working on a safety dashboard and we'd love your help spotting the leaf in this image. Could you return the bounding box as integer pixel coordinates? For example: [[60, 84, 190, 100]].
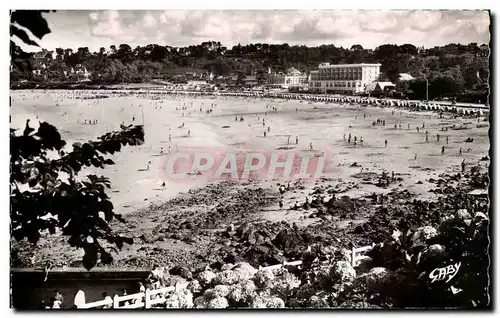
[[82, 244, 98, 271], [11, 10, 51, 40], [100, 250, 113, 265], [10, 25, 39, 46]]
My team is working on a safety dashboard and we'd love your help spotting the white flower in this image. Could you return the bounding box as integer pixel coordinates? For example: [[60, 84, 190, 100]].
[[455, 209, 471, 220], [193, 296, 209, 308], [365, 267, 391, 290], [214, 270, 240, 285], [187, 279, 202, 294], [207, 296, 229, 308], [221, 263, 234, 271], [329, 261, 356, 283], [197, 270, 216, 287], [164, 289, 194, 308], [250, 296, 285, 308], [228, 280, 257, 303], [412, 226, 438, 245], [309, 295, 330, 308], [266, 297, 285, 308], [254, 268, 275, 288]]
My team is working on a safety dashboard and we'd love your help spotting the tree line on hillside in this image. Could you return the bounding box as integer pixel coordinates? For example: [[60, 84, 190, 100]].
[[11, 40, 490, 102]]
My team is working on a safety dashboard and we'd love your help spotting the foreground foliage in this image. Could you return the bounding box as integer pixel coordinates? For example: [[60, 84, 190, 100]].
[[139, 206, 489, 309], [10, 10, 145, 270]]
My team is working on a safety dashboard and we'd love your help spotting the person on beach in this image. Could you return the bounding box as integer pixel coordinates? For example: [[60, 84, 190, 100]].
[[309, 142, 313, 151], [441, 146, 445, 155], [385, 139, 388, 147], [446, 136, 449, 144], [296, 136, 299, 145]]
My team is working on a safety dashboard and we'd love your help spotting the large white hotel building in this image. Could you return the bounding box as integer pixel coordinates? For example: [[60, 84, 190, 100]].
[[308, 63, 381, 94]]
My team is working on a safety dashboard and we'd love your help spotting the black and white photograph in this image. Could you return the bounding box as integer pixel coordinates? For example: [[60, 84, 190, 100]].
[[8, 7, 492, 310]]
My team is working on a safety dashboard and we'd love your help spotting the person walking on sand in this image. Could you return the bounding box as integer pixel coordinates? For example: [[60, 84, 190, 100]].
[[169, 134, 171, 142], [446, 136, 449, 144], [459, 147, 462, 156], [422, 122, 425, 129], [188, 129, 191, 137], [437, 133, 440, 142], [309, 142, 313, 151], [414, 153, 418, 160], [408, 123, 410, 130], [425, 135, 429, 143], [296, 135, 299, 145], [343, 133, 346, 141], [417, 127, 420, 133], [461, 159, 466, 172], [268, 126, 270, 132], [287, 135, 291, 144], [385, 139, 388, 148], [441, 145, 445, 155], [264, 131, 267, 138]]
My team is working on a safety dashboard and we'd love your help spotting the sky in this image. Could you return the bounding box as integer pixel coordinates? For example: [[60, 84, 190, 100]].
[[13, 10, 491, 53]]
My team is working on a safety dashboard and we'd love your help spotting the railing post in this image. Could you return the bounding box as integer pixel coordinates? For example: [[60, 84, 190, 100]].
[[351, 246, 356, 267], [113, 295, 119, 308], [144, 289, 151, 309]]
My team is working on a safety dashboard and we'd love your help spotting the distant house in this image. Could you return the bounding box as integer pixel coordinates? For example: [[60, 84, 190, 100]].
[[244, 75, 258, 87], [73, 64, 91, 82], [365, 82, 396, 96]]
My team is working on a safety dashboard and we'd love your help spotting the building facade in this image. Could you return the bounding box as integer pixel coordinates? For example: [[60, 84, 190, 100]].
[[308, 63, 381, 94], [269, 67, 308, 89]]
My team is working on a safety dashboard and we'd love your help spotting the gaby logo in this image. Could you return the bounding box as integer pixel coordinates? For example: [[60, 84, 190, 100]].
[[429, 262, 461, 284]]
